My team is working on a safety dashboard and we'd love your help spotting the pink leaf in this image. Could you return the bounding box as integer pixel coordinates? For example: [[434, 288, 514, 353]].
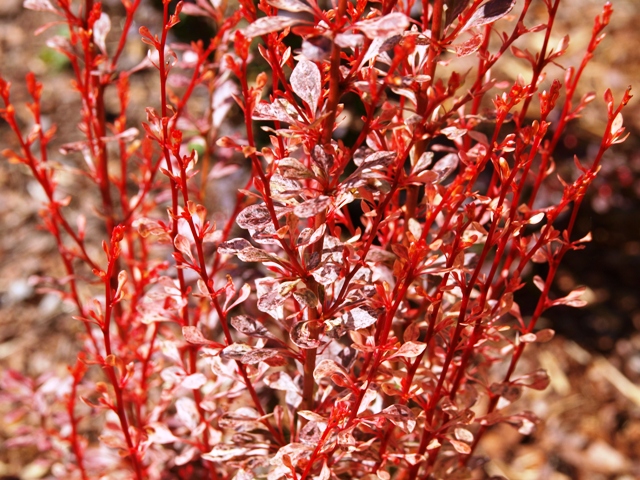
[[450, 438, 472, 454], [181, 373, 207, 389], [291, 320, 325, 349], [313, 359, 349, 383], [355, 12, 410, 39], [267, 0, 314, 13], [341, 306, 380, 330], [182, 326, 215, 345], [290, 59, 321, 110], [23, 0, 57, 12], [231, 315, 273, 338], [461, 0, 516, 32], [389, 341, 427, 359], [294, 195, 331, 218], [380, 404, 416, 433], [218, 238, 252, 254], [243, 16, 302, 38], [93, 12, 111, 55], [236, 204, 272, 230]]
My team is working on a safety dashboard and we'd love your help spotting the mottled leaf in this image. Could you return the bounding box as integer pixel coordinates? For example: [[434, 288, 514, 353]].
[[278, 157, 315, 179], [202, 444, 249, 462], [453, 32, 484, 57], [381, 404, 416, 433], [237, 246, 277, 263], [355, 12, 410, 39], [293, 288, 319, 308], [461, 0, 516, 32], [243, 16, 302, 38], [291, 59, 322, 110], [256, 277, 287, 313], [294, 195, 331, 218], [221, 342, 252, 361], [341, 306, 380, 330], [176, 397, 200, 431], [231, 315, 273, 338], [311, 262, 341, 285], [237, 204, 274, 230], [313, 358, 349, 382], [432, 153, 459, 182], [240, 348, 279, 364], [182, 326, 216, 345], [290, 320, 324, 349]]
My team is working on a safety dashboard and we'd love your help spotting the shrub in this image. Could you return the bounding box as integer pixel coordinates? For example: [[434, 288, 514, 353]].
[[0, 0, 631, 478]]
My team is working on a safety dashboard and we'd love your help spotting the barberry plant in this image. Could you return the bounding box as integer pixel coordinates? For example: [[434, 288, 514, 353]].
[[0, 0, 632, 478]]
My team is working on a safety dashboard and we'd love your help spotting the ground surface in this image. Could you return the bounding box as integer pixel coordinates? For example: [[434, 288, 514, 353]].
[[0, 0, 639, 479]]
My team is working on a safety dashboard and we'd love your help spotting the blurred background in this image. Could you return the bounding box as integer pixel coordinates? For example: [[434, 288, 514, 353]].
[[0, 0, 638, 478]]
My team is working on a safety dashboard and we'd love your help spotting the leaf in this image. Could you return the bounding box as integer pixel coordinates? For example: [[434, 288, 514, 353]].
[[290, 59, 322, 111], [294, 195, 331, 218], [489, 382, 522, 403], [302, 35, 333, 62], [243, 16, 302, 38], [355, 12, 410, 39], [176, 397, 200, 431], [231, 315, 273, 338], [266, 0, 314, 14], [454, 427, 474, 443], [174, 234, 193, 262], [182, 373, 207, 389], [313, 359, 349, 383], [461, 0, 516, 32], [311, 262, 341, 285], [445, 0, 470, 27], [362, 151, 396, 169], [236, 204, 272, 230], [23, 0, 56, 12], [381, 404, 416, 433], [237, 246, 277, 263], [341, 306, 380, 330], [534, 328, 555, 343], [240, 348, 280, 364], [221, 342, 253, 361], [550, 286, 588, 308], [291, 320, 324, 349], [253, 99, 299, 123], [293, 288, 319, 308], [93, 13, 111, 55], [147, 423, 179, 445], [389, 341, 427, 359], [202, 444, 249, 462], [449, 438, 472, 454], [182, 326, 216, 345], [264, 372, 302, 407], [432, 153, 459, 183], [278, 157, 315, 179], [453, 32, 483, 57], [256, 277, 287, 313], [513, 369, 550, 391], [218, 238, 253, 254]]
